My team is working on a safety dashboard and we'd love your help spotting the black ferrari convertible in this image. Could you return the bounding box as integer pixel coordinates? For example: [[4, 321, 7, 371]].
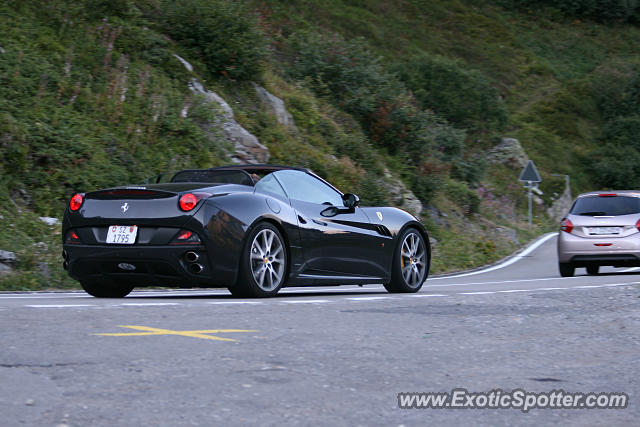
[[62, 165, 430, 297]]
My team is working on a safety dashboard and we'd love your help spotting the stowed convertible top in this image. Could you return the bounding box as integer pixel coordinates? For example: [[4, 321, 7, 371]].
[[169, 164, 308, 186]]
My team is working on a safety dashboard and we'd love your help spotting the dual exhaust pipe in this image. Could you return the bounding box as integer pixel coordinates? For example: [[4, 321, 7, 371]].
[[185, 251, 203, 274]]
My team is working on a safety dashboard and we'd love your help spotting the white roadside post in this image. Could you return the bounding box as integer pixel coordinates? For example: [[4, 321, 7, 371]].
[[519, 160, 542, 230]]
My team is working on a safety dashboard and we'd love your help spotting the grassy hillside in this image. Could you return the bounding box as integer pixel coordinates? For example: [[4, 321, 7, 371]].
[[1, 0, 638, 290]]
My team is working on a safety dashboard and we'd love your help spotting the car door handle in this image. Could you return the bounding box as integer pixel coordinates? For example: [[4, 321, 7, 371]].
[[312, 219, 327, 226]]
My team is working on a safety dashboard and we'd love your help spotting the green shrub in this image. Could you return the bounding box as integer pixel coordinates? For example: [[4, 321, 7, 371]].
[[590, 145, 640, 189], [497, 0, 639, 22], [160, 0, 266, 80], [286, 32, 469, 168], [450, 154, 488, 185], [393, 55, 507, 131], [444, 179, 481, 215], [602, 116, 640, 148]]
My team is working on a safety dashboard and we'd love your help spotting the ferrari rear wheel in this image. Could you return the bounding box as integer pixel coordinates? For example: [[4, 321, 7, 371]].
[[384, 228, 428, 293], [80, 280, 134, 298], [231, 222, 287, 298], [586, 264, 599, 275]]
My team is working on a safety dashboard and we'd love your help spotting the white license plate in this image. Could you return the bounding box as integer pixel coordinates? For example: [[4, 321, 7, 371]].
[[588, 227, 621, 235], [106, 225, 138, 244]]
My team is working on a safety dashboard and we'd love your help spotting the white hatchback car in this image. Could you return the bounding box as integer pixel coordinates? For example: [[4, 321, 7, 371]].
[[557, 191, 640, 277]]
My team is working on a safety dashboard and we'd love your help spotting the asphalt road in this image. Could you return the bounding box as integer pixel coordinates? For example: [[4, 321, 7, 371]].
[[1, 233, 639, 426]]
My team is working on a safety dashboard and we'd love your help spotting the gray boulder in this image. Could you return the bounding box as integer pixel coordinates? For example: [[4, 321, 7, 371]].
[[189, 79, 269, 164], [495, 227, 519, 245], [0, 263, 10, 275], [253, 84, 297, 131], [547, 181, 573, 221], [0, 250, 16, 264], [173, 54, 193, 73], [487, 137, 529, 169], [0, 250, 16, 277], [379, 169, 423, 216], [39, 217, 61, 226]]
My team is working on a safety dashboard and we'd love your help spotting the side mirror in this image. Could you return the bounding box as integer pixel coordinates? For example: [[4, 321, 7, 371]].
[[321, 206, 339, 217], [342, 193, 360, 209]]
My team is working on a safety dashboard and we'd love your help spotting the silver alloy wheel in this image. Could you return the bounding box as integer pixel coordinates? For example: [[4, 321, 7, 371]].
[[400, 232, 426, 288], [250, 229, 285, 291]]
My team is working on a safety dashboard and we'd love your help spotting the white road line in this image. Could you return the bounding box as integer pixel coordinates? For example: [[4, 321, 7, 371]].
[[25, 304, 97, 308], [407, 294, 448, 298], [602, 282, 640, 287], [347, 296, 392, 301], [207, 301, 263, 305], [430, 232, 558, 280], [120, 303, 181, 306], [0, 286, 386, 300], [0, 294, 90, 299], [572, 285, 604, 289], [426, 276, 584, 288], [458, 291, 496, 295], [281, 286, 384, 294], [282, 300, 331, 304], [497, 289, 532, 293]]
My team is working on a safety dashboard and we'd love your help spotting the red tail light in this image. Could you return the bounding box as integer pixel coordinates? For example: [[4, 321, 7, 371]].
[[178, 192, 210, 211], [170, 229, 201, 245], [636, 219, 640, 232], [179, 193, 197, 211], [561, 218, 573, 234], [69, 193, 84, 211], [65, 230, 81, 243], [177, 230, 193, 240], [598, 193, 617, 197]]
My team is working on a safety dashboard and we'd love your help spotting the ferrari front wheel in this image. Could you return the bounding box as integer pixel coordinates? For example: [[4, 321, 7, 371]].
[[231, 222, 287, 298], [384, 228, 429, 293]]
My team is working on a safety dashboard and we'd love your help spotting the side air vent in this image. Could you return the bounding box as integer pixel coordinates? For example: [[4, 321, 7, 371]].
[[374, 225, 392, 237]]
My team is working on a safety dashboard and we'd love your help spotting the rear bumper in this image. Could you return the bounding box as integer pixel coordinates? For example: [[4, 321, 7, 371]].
[[557, 231, 640, 266], [63, 244, 225, 287]]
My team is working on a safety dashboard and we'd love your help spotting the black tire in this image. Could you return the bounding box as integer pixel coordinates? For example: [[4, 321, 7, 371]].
[[384, 227, 429, 293], [230, 222, 287, 298], [81, 280, 134, 298], [559, 262, 575, 277], [586, 264, 599, 275]]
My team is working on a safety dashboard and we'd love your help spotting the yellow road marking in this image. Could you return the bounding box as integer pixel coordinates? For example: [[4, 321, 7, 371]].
[[95, 325, 257, 342]]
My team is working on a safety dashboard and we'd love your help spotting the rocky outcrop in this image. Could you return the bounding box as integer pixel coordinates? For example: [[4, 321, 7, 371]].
[[495, 226, 519, 245], [487, 137, 529, 169], [0, 250, 16, 277], [173, 54, 270, 164], [173, 54, 193, 72], [547, 180, 573, 221], [39, 217, 60, 226], [379, 169, 422, 216], [253, 84, 298, 132], [189, 80, 269, 164]]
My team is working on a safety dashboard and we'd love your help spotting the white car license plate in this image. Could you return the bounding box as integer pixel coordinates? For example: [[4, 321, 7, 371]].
[[106, 225, 138, 244], [588, 227, 621, 235]]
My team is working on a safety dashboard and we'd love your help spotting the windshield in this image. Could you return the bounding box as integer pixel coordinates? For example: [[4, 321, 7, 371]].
[[273, 170, 343, 206], [570, 196, 640, 216]]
